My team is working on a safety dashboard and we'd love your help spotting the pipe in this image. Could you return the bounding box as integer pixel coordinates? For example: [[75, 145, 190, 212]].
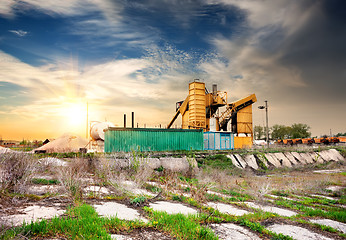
[[124, 114, 126, 128], [132, 112, 134, 128]]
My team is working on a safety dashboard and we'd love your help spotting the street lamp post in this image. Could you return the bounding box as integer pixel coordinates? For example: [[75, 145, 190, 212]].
[[258, 100, 269, 147]]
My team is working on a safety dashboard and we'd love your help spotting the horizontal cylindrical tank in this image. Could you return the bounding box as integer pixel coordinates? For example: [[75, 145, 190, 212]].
[[90, 122, 115, 141]]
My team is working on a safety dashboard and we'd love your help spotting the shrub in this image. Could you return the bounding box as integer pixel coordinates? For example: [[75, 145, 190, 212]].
[[58, 158, 88, 203], [0, 153, 37, 193]]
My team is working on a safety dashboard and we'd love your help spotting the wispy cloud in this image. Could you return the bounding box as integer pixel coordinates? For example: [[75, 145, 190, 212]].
[[0, 45, 196, 128], [8, 29, 28, 37]]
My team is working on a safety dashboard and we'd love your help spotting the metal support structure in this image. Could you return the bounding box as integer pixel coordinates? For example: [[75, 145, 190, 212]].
[[131, 112, 134, 128], [124, 114, 126, 128]]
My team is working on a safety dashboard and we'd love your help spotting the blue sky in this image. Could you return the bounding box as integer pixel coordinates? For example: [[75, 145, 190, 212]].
[[0, 0, 345, 140]]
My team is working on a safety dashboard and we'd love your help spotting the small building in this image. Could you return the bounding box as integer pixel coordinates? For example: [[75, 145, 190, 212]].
[[203, 131, 234, 150]]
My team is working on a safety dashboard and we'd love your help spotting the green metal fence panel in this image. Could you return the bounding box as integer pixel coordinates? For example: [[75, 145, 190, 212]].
[[104, 128, 203, 152]]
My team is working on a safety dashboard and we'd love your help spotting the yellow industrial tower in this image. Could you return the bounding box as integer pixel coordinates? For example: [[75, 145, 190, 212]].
[[167, 80, 257, 148]]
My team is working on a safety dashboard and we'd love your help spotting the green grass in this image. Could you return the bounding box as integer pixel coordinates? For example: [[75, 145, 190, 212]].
[[144, 207, 218, 240], [173, 194, 294, 240], [274, 199, 346, 223], [200, 154, 235, 170], [1, 204, 110, 239], [31, 178, 60, 185], [1, 204, 145, 240]]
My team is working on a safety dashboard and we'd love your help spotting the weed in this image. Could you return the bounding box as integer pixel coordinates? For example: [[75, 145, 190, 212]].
[[143, 183, 162, 193], [172, 194, 186, 202], [154, 166, 164, 172], [255, 153, 268, 170], [130, 196, 147, 206]]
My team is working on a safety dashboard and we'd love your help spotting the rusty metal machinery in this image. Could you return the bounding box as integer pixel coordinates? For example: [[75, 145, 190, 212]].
[[167, 80, 257, 148]]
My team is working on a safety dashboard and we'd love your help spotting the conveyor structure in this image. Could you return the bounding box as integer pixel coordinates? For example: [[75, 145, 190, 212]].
[[167, 80, 257, 148]]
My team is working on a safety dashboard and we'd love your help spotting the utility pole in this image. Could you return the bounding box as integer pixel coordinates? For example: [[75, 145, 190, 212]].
[[86, 102, 88, 139], [258, 100, 269, 147], [265, 100, 269, 147]]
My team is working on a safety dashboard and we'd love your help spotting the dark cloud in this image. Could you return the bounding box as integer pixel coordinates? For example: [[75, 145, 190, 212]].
[[277, 0, 346, 101]]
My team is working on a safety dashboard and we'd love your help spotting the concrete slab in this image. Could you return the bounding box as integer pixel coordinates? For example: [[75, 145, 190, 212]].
[[267, 224, 333, 240], [283, 152, 299, 165], [39, 157, 68, 167], [31, 174, 55, 180], [311, 194, 338, 201], [160, 157, 190, 173], [120, 181, 155, 196], [234, 154, 247, 168], [141, 158, 161, 169], [93, 202, 147, 222], [326, 186, 345, 192], [273, 153, 292, 167], [267, 194, 296, 201], [264, 153, 281, 168], [149, 201, 197, 215], [84, 186, 111, 195], [80, 177, 94, 184], [111, 235, 132, 240], [207, 202, 249, 216], [210, 223, 261, 240], [207, 190, 231, 199], [310, 219, 346, 233], [131, 188, 156, 196], [318, 151, 333, 162], [227, 155, 243, 168], [111, 231, 173, 240], [300, 152, 314, 164], [27, 185, 63, 195], [291, 152, 307, 164], [328, 149, 345, 161], [255, 154, 269, 168], [243, 155, 259, 170], [245, 202, 297, 217], [3, 205, 65, 226], [310, 152, 324, 163], [313, 169, 342, 174]]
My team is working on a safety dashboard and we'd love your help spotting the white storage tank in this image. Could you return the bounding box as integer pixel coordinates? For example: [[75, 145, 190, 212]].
[[90, 122, 115, 141]]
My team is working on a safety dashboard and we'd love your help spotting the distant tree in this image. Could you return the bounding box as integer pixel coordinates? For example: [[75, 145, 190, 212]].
[[271, 124, 291, 140], [19, 139, 31, 146], [291, 123, 311, 138], [270, 123, 311, 140], [254, 125, 264, 140], [335, 132, 346, 137]]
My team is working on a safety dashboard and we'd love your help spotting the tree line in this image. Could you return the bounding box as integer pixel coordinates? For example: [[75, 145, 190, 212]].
[[254, 123, 311, 140], [255, 124, 345, 140]]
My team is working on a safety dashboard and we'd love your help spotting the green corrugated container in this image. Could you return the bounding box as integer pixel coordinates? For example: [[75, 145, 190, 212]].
[[104, 128, 203, 152]]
